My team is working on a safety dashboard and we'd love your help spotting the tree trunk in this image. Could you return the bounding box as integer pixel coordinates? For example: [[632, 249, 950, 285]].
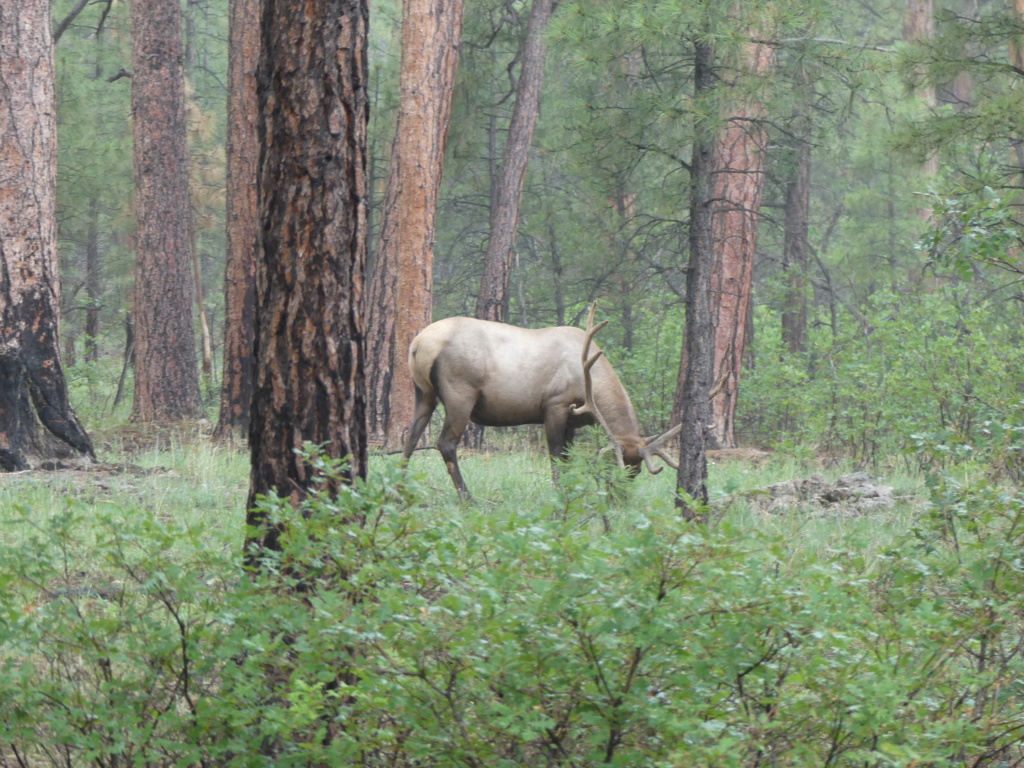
[[475, 0, 559, 322], [781, 97, 811, 355], [904, 0, 939, 178], [365, 0, 465, 448], [191, 222, 214, 386], [1010, 0, 1024, 193], [83, 11, 107, 365], [213, 0, 260, 443], [84, 196, 102, 362], [130, 0, 205, 423], [246, 0, 369, 554], [674, 39, 717, 519], [706, 36, 775, 449], [0, 0, 95, 470], [113, 312, 135, 411]]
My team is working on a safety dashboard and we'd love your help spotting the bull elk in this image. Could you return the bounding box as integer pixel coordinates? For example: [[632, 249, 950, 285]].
[[402, 305, 681, 500]]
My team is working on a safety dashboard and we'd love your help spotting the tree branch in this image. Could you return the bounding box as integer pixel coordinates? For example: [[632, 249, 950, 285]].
[[53, 0, 91, 45]]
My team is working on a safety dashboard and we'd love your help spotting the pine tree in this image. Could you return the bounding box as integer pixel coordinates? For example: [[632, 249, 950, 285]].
[[129, 0, 205, 422], [0, 0, 95, 470], [246, 0, 369, 554], [365, 0, 465, 448], [475, 0, 560, 322], [214, 0, 260, 442]]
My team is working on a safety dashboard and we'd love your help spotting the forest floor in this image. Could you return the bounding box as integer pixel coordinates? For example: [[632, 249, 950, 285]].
[[0, 423, 933, 518], [0, 422, 933, 559]]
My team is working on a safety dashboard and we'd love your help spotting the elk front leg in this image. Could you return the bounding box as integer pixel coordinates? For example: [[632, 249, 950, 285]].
[[543, 408, 574, 485]]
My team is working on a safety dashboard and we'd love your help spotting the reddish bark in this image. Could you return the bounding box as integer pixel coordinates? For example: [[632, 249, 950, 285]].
[[0, 0, 94, 470], [706, 37, 775, 449], [213, 0, 260, 443], [129, 0, 205, 422], [365, 0, 465, 448]]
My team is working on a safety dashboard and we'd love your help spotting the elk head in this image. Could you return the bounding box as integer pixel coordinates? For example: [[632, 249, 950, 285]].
[[571, 304, 681, 476]]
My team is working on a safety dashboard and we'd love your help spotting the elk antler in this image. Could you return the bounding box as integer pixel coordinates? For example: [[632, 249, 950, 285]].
[[570, 304, 624, 469], [639, 424, 682, 474]]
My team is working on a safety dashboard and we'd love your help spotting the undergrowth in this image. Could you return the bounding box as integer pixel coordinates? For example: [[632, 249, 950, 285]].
[[0, 444, 1021, 766]]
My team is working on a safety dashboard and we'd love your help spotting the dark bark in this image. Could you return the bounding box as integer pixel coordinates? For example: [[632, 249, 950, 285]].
[[129, 0, 205, 422], [246, 0, 369, 554], [674, 39, 717, 519], [475, 0, 559, 322], [213, 0, 260, 443], [52, 0, 91, 45], [0, 0, 94, 471], [365, 0, 465, 448]]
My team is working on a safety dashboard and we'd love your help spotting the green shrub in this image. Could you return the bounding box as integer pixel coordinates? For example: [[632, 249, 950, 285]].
[[3, 455, 1024, 766], [740, 287, 1024, 466]]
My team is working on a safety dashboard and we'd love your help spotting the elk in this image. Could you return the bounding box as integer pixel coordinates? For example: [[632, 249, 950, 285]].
[[401, 305, 681, 499]]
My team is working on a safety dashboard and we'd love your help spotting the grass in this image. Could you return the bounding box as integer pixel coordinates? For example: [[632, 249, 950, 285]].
[[0, 437, 250, 553], [0, 420, 935, 571]]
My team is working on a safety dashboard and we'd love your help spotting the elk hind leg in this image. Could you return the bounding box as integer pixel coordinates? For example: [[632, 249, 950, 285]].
[[437, 400, 474, 501], [402, 385, 436, 461]]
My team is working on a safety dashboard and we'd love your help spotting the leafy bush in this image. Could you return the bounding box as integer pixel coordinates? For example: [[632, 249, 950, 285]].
[[3, 456, 1024, 766], [740, 287, 1024, 466]]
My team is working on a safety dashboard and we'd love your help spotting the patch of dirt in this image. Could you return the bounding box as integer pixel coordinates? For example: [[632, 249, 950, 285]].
[[0, 461, 176, 502], [723, 471, 907, 516]]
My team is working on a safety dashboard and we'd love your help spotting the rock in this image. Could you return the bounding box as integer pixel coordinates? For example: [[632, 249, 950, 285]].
[[731, 471, 897, 516]]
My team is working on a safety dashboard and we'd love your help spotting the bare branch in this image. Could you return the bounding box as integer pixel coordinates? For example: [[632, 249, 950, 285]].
[[53, 0, 91, 45]]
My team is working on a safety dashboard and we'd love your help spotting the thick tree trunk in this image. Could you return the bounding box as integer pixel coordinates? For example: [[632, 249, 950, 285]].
[[706, 37, 775, 449], [246, 0, 369, 553], [475, 0, 558, 322], [129, 0, 205, 423], [0, 0, 95, 470], [365, 0, 465, 448], [213, 0, 260, 443], [674, 39, 717, 519]]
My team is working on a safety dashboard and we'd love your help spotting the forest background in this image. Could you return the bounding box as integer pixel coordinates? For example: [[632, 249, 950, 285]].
[[5, 0, 1024, 764], [50, 0, 1024, 465]]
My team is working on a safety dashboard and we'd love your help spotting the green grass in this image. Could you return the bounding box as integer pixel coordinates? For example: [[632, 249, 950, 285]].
[[0, 425, 933, 569], [0, 439, 250, 553]]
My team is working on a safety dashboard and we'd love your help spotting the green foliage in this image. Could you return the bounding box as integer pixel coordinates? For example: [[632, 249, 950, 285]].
[[4, 453, 1024, 766], [740, 284, 1024, 465], [920, 184, 1024, 279]]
